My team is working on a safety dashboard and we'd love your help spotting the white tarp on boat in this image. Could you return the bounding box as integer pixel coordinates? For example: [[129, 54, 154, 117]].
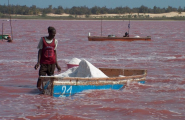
[[55, 59, 108, 78]]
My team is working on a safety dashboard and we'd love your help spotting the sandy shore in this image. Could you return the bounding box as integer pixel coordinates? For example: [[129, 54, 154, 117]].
[[46, 12, 185, 18]]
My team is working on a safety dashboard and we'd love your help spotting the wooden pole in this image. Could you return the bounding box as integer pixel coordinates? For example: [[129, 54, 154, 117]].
[[2, 23, 3, 40], [8, 0, 13, 40], [101, 16, 102, 36], [128, 19, 130, 36]]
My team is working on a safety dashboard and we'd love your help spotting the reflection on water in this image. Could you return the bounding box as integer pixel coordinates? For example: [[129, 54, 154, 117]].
[[0, 20, 185, 119]]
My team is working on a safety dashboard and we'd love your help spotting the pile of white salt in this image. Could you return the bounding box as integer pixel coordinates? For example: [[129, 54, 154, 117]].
[[55, 58, 108, 78]]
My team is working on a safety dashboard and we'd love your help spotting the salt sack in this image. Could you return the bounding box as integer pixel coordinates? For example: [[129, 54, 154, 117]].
[[67, 58, 81, 69], [55, 59, 108, 78], [68, 58, 81, 65]]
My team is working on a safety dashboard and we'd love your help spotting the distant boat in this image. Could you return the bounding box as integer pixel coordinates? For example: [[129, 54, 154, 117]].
[[88, 35, 151, 41], [88, 18, 151, 42], [1, 0, 14, 40], [39, 68, 147, 97], [2, 19, 9, 21], [0, 34, 9, 39]]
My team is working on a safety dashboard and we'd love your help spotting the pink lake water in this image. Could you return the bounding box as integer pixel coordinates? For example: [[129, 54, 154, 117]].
[[0, 19, 185, 120]]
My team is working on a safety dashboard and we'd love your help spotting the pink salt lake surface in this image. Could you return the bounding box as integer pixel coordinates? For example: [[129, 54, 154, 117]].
[[0, 19, 185, 120]]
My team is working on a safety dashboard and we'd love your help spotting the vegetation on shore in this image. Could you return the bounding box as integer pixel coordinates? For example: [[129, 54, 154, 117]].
[[1, 14, 185, 20], [0, 4, 185, 20]]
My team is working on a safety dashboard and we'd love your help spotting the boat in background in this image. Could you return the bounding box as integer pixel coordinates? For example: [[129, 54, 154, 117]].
[[88, 35, 151, 41], [1, 0, 14, 41], [0, 34, 9, 39], [88, 18, 151, 42], [39, 68, 147, 97]]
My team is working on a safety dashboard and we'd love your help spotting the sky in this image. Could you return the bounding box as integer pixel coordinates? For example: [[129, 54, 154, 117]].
[[1, 0, 185, 9]]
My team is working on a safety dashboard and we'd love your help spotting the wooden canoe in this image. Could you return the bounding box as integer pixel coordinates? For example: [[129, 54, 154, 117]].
[[39, 68, 147, 97], [88, 36, 151, 41]]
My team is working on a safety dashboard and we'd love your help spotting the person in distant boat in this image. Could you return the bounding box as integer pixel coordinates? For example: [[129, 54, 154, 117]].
[[123, 32, 129, 37], [34, 26, 61, 92], [4, 35, 13, 42]]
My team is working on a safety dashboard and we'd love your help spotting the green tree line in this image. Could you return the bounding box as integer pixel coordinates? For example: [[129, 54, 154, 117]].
[[0, 4, 185, 15]]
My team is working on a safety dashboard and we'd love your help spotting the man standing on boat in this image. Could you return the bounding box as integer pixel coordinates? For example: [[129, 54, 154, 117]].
[[34, 26, 61, 91]]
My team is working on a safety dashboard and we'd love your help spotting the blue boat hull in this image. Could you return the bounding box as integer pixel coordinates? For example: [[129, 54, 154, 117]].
[[49, 81, 145, 97], [53, 84, 124, 97], [41, 68, 147, 97]]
